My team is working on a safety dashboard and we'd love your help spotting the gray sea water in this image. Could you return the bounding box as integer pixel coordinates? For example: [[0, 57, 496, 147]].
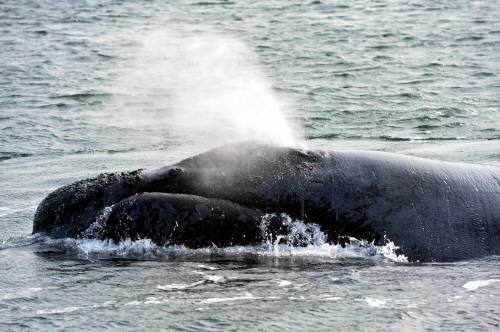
[[1, 0, 500, 330]]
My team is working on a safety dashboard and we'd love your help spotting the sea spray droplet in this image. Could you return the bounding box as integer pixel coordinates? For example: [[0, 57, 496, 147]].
[[107, 28, 299, 148]]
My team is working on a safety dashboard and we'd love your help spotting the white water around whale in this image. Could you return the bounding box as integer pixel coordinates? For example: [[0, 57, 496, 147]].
[[27, 214, 408, 263]]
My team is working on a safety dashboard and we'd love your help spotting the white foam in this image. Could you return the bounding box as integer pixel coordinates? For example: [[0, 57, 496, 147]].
[[201, 292, 256, 304], [463, 279, 500, 291], [276, 280, 292, 287], [124, 300, 142, 306], [36, 214, 408, 263], [144, 296, 168, 305], [377, 240, 409, 263], [365, 297, 388, 308], [37, 237, 407, 263], [204, 275, 225, 283], [36, 306, 81, 315], [319, 295, 342, 301], [157, 281, 205, 291], [91, 301, 116, 309], [33, 297, 114, 316], [259, 214, 408, 263], [43, 237, 161, 257], [193, 271, 226, 283], [197, 264, 219, 270], [157, 271, 225, 291]]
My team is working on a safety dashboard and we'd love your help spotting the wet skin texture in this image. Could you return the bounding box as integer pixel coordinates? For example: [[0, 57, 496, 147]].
[[33, 142, 500, 262]]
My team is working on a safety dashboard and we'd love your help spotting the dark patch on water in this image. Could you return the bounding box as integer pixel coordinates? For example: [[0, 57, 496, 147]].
[[0, 151, 32, 162], [193, 1, 235, 6]]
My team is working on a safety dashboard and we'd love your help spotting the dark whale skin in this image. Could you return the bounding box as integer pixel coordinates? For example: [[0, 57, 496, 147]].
[[32, 170, 145, 238], [101, 193, 264, 248], [33, 142, 500, 262]]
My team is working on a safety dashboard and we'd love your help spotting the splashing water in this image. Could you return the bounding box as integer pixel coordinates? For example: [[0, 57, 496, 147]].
[[28, 214, 407, 263], [107, 27, 299, 148], [81, 206, 113, 239], [259, 213, 327, 248]]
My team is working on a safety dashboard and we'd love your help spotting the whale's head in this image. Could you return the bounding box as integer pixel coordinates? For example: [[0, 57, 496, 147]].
[[32, 170, 144, 237]]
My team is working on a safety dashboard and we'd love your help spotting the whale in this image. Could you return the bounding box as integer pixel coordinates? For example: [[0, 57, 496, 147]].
[[33, 142, 500, 262]]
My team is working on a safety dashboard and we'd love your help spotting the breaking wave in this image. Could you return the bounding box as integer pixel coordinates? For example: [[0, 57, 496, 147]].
[[29, 213, 408, 263]]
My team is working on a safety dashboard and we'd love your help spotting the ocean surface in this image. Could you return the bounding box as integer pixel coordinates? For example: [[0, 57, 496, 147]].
[[1, 0, 499, 330]]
